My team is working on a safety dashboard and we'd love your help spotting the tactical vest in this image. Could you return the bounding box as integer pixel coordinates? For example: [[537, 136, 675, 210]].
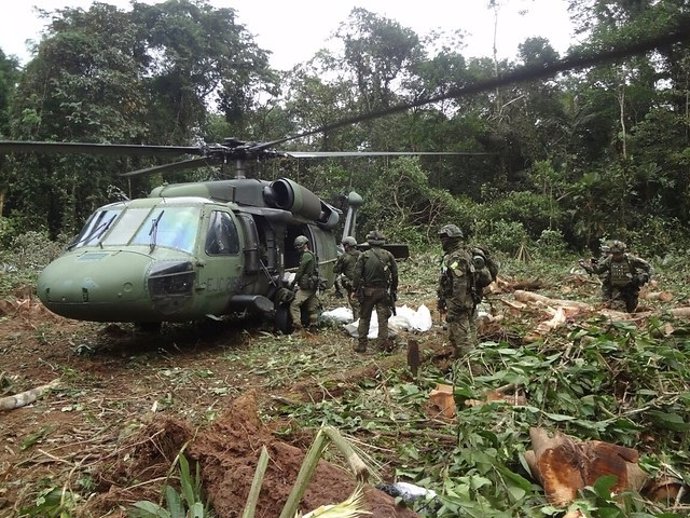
[[610, 259, 632, 287], [439, 263, 453, 299], [361, 248, 392, 288], [439, 252, 474, 299]]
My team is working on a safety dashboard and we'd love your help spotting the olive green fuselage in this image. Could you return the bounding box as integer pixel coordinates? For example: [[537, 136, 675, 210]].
[[38, 180, 338, 324]]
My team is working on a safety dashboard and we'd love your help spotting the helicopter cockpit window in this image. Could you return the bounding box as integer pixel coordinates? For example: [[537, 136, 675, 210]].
[[205, 211, 239, 256], [128, 206, 201, 253], [70, 207, 123, 249], [101, 207, 150, 247]]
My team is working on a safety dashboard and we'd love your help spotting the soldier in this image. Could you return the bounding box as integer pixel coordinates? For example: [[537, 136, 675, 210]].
[[436, 224, 477, 358], [352, 230, 398, 353], [334, 236, 361, 320], [579, 240, 652, 313], [591, 241, 612, 299], [289, 235, 320, 332]]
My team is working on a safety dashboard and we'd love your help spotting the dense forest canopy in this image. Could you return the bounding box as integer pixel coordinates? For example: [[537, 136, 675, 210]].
[[0, 0, 689, 256]]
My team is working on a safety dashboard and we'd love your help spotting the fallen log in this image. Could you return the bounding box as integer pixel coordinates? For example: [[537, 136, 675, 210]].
[[0, 379, 60, 411], [491, 277, 545, 294], [641, 291, 673, 302], [669, 307, 690, 319], [513, 290, 592, 312], [525, 427, 648, 507], [526, 306, 568, 341]]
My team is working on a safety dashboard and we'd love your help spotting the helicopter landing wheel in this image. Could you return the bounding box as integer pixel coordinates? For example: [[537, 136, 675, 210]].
[[135, 322, 162, 334], [274, 305, 293, 334]]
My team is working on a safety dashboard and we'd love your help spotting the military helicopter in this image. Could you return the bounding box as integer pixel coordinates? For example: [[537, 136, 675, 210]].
[[0, 138, 480, 332], [1, 22, 685, 331]]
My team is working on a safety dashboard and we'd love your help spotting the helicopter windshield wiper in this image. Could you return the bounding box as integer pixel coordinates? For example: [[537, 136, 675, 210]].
[[149, 210, 165, 252], [68, 214, 117, 250]]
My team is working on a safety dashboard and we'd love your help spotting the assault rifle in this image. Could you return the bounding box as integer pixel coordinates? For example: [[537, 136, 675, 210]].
[[389, 287, 397, 316]]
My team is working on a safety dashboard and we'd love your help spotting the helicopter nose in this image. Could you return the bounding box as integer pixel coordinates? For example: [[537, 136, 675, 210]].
[[38, 250, 156, 321]]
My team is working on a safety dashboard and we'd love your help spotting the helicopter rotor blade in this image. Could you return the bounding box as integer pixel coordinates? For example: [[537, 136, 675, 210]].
[[282, 151, 494, 158], [256, 17, 690, 151], [119, 157, 220, 177], [0, 141, 204, 157]]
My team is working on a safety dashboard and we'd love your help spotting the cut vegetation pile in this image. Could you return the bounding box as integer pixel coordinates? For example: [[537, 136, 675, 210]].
[[1, 254, 690, 517]]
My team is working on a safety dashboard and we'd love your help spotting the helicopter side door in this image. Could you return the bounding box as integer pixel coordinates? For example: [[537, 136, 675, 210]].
[[235, 213, 275, 296], [307, 225, 337, 287], [194, 207, 244, 316]]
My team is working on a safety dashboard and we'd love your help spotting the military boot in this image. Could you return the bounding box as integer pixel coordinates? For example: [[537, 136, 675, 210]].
[[354, 340, 368, 353], [377, 337, 395, 353]]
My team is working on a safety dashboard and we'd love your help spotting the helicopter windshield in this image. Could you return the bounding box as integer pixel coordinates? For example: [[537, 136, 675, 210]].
[[73, 205, 201, 253], [130, 206, 201, 253], [70, 207, 123, 249]]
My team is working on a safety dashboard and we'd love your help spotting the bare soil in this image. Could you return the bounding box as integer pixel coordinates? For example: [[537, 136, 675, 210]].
[[1, 276, 678, 517], [0, 296, 438, 517]]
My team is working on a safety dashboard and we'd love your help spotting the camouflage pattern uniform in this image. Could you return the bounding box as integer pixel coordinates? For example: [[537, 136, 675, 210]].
[[437, 224, 477, 358], [352, 231, 398, 353], [334, 237, 361, 320], [580, 240, 652, 313], [289, 236, 319, 330]]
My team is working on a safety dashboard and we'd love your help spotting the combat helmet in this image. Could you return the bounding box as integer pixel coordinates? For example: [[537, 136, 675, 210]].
[[438, 224, 463, 239], [366, 230, 386, 245], [293, 235, 309, 249], [609, 240, 627, 254], [342, 236, 357, 247]]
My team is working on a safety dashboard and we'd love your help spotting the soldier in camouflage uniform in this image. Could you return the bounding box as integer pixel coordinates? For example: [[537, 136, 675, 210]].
[[334, 236, 361, 320], [579, 240, 652, 313], [436, 224, 477, 358], [352, 231, 398, 353], [289, 235, 319, 331]]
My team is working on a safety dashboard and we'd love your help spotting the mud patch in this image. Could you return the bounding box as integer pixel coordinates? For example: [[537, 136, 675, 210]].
[[86, 392, 417, 517]]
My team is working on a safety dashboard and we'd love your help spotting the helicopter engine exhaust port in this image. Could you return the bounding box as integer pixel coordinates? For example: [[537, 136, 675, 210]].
[[264, 178, 340, 229], [265, 178, 321, 219]]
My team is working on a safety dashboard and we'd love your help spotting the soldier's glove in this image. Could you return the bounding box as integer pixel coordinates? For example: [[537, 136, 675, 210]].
[[437, 299, 447, 313]]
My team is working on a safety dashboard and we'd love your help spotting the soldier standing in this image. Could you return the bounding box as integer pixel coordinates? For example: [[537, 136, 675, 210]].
[[579, 240, 652, 313], [352, 231, 398, 353], [289, 235, 319, 332], [436, 224, 477, 358], [334, 236, 361, 320]]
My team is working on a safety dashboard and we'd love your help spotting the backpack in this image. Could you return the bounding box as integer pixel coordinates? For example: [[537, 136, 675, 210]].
[[471, 246, 499, 290]]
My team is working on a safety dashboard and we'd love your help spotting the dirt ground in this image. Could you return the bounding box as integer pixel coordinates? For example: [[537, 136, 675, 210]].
[[1, 276, 681, 517], [0, 296, 435, 517]]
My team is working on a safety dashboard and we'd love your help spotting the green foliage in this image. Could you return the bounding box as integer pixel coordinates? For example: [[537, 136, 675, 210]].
[[353, 157, 479, 243], [3, 0, 274, 235], [19, 485, 78, 518], [480, 191, 563, 240], [0, 48, 19, 136], [535, 229, 568, 258], [474, 219, 530, 256], [0, 229, 68, 297], [617, 216, 690, 258], [4, 230, 66, 271], [274, 297, 690, 517], [2, 0, 690, 252], [130, 454, 212, 518]]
